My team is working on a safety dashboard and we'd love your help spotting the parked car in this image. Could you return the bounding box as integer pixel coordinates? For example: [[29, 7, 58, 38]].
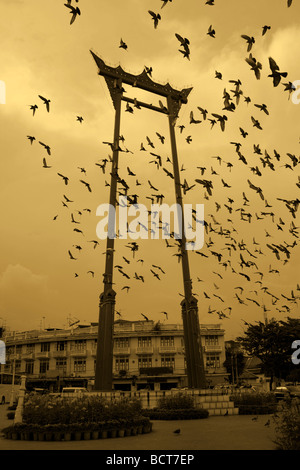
[[286, 386, 300, 398], [272, 386, 300, 400], [61, 387, 88, 397], [32, 388, 49, 395]]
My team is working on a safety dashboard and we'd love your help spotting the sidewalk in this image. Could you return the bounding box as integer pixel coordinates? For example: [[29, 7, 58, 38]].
[[0, 404, 277, 450]]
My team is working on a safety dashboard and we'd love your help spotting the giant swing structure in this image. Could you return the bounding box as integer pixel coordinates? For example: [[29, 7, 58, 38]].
[[90, 51, 207, 391]]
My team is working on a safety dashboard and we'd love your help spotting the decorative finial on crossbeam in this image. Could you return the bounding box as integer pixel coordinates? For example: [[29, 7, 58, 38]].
[[90, 50, 193, 112]]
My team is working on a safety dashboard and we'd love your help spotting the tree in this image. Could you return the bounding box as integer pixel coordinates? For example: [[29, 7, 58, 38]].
[[223, 341, 245, 384], [236, 317, 300, 390]]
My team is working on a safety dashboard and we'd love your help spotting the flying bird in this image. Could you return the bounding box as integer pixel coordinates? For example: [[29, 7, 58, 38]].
[[245, 53, 262, 80], [148, 10, 161, 29], [38, 95, 51, 112], [268, 57, 288, 87], [57, 173, 69, 185], [241, 35, 255, 51], [64, 3, 81, 24], [262, 25, 271, 36], [119, 38, 128, 50], [68, 250, 77, 260], [39, 141, 51, 155], [42, 157, 51, 168], [161, 0, 172, 7], [80, 180, 92, 192], [29, 104, 38, 116], [207, 25, 216, 38], [27, 135, 35, 144]]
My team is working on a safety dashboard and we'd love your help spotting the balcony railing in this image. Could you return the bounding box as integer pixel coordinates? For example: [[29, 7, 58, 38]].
[[204, 345, 222, 352], [113, 347, 130, 355], [69, 348, 87, 356], [158, 345, 176, 354], [135, 346, 153, 354], [52, 350, 68, 358], [35, 351, 50, 359]]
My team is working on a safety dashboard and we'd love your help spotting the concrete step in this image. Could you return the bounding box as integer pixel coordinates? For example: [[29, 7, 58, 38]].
[[208, 407, 239, 416]]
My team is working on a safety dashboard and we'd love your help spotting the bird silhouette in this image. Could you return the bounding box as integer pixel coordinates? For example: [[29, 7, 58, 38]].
[[57, 173, 69, 185], [245, 53, 262, 80], [119, 38, 128, 50], [148, 11, 161, 29], [42, 157, 51, 168], [207, 25, 216, 38], [64, 3, 81, 24], [268, 57, 288, 87], [38, 95, 51, 112], [241, 35, 255, 51], [29, 104, 38, 116], [27, 135, 35, 144]]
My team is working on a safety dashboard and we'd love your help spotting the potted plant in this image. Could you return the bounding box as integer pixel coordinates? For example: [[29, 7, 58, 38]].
[[52, 424, 62, 441], [90, 423, 99, 440], [63, 425, 72, 441], [98, 421, 108, 439], [107, 419, 119, 438], [83, 423, 91, 440], [117, 419, 126, 438]]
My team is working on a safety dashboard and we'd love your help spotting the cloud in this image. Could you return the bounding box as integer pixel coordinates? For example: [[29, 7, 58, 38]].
[[0, 264, 58, 331]]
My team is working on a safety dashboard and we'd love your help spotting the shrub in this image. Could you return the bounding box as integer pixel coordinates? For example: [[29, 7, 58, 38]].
[[1, 416, 152, 439], [6, 411, 15, 420], [231, 392, 277, 415], [157, 393, 195, 410], [22, 394, 142, 425], [274, 400, 300, 450], [142, 408, 209, 420]]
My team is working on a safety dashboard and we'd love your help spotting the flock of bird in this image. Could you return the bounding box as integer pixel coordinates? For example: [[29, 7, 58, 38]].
[[25, 0, 299, 327]]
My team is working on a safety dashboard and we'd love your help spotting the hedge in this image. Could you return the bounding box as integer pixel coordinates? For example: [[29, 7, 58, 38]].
[[142, 408, 209, 420]]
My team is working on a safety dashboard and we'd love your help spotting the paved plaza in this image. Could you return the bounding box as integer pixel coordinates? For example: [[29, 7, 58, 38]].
[[0, 403, 278, 451]]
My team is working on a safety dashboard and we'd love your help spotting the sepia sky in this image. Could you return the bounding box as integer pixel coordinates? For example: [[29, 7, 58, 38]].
[[0, 0, 299, 340]]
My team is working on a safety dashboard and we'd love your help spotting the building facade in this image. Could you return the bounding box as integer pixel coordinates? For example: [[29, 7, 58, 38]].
[[1, 320, 228, 391]]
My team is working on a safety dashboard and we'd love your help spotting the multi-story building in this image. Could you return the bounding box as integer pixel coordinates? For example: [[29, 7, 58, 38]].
[[0, 320, 228, 391]]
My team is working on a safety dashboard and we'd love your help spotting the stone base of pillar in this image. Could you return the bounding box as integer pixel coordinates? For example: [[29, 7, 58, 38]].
[[94, 289, 116, 391], [181, 297, 207, 389]]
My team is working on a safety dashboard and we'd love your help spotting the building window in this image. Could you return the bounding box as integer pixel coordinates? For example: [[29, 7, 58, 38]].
[[205, 335, 219, 346], [160, 336, 174, 347], [115, 357, 129, 371], [138, 337, 152, 347], [114, 337, 129, 348], [4, 362, 11, 373], [26, 344, 34, 353], [56, 359, 67, 373], [41, 342, 50, 352], [161, 355, 175, 368], [39, 360, 49, 374], [72, 340, 86, 352], [138, 355, 152, 368], [25, 361, 34, 375], [15, 360, 21, 372], [206, 353, 220, 368], [74, 359, 86, 372], [57, 341, 67, 351], [16, 345, 22, 354]]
